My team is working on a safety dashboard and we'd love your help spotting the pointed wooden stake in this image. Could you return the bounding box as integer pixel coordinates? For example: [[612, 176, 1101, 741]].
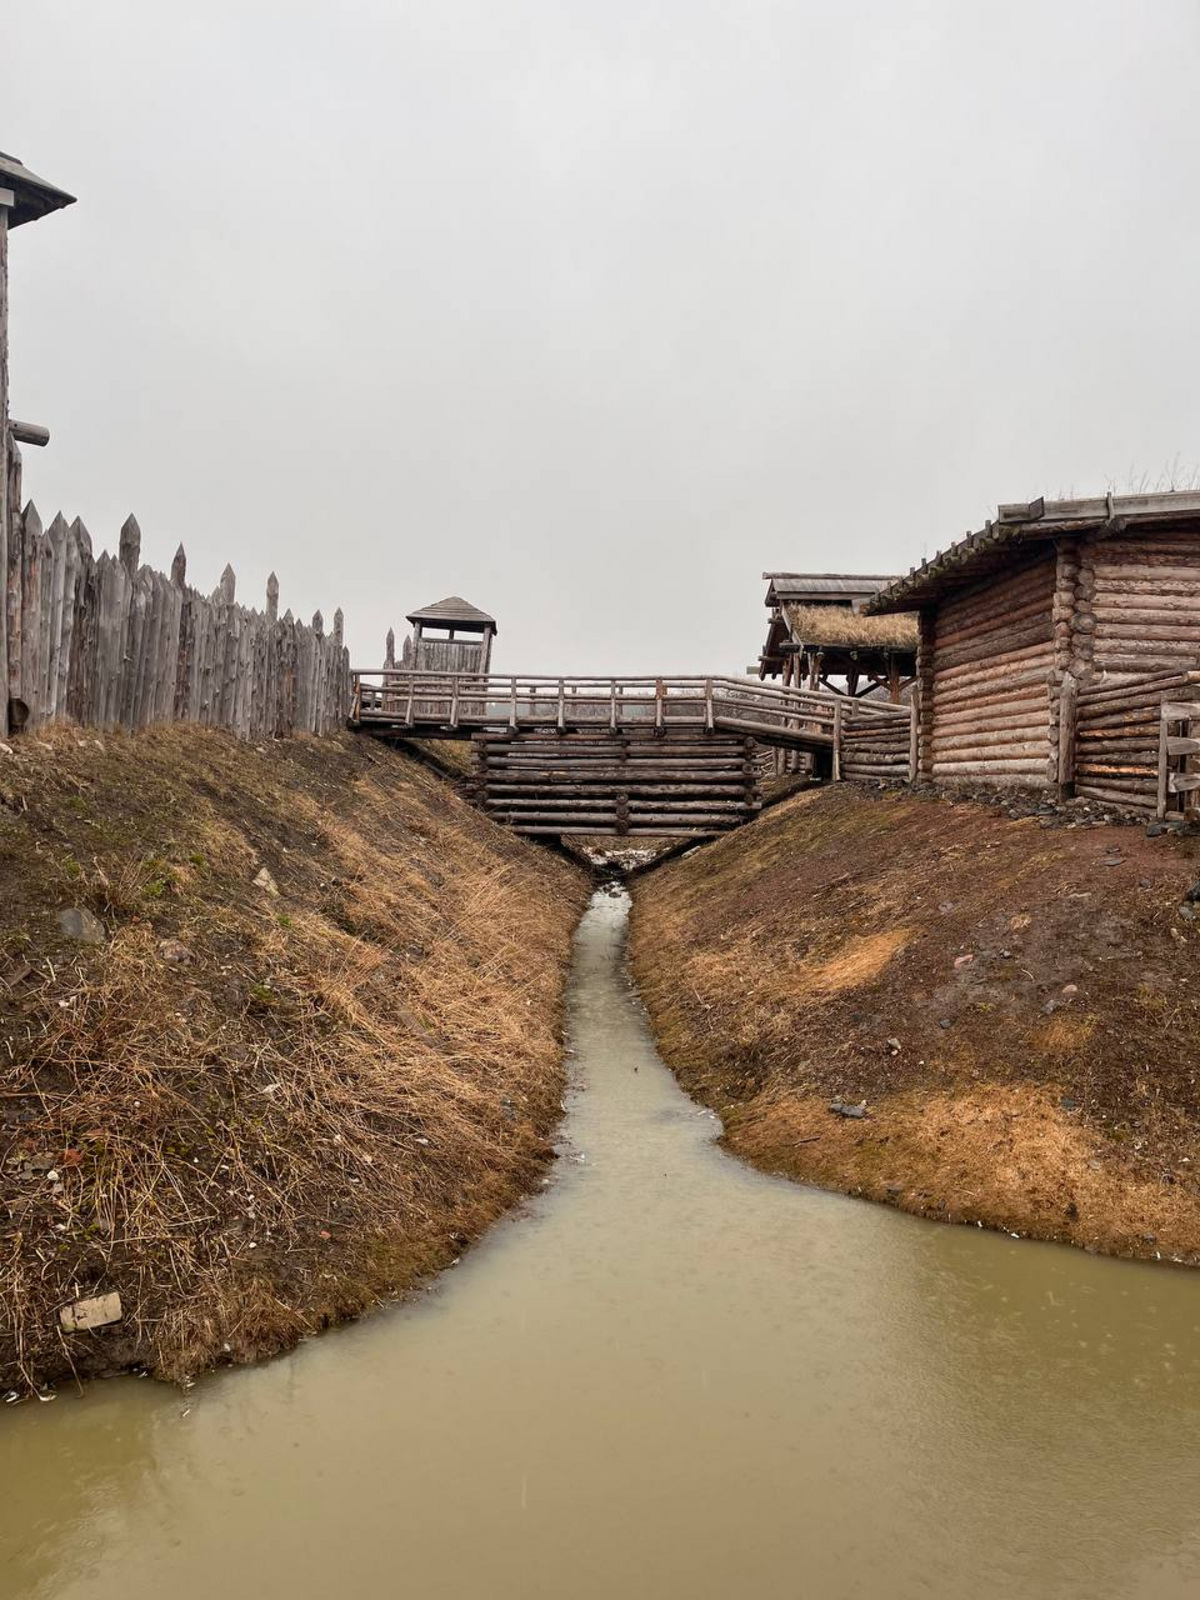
[[171, 544, 187, 586], [266, 572, 279, 622], [119, 514, 141, 577]]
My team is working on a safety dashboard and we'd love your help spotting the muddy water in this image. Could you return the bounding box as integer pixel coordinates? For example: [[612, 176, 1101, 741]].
[[5, 888, 1200, 1600]]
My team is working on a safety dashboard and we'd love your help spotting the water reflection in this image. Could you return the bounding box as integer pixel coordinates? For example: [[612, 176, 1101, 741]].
[[3, 889, 1200, 1600]]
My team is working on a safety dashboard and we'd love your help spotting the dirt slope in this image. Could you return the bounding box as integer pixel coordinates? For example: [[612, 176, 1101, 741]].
[[0, 727, 588, 1392], [631, 785, 1200, 1264]]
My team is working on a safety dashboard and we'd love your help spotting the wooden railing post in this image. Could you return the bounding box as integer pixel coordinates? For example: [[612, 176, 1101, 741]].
[[832, 700, 843, 781], [509, 676, 518, 730], [908, 696, 919, 783], [609, 679, 618, 731], [405, 671, 416, 726], [450, 673, 460, 729], [704, 677, 714, 732], [557, 677, 565, 731]]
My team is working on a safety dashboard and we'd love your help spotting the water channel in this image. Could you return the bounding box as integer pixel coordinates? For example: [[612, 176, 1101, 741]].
[[4, 887, 1200, 1598]]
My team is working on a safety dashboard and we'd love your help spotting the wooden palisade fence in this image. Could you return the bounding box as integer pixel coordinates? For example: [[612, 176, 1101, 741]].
[[3, 498, 349, 741]]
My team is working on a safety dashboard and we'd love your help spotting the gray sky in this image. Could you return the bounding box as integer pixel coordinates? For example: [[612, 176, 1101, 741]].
[[8, 1, 1200, 673]]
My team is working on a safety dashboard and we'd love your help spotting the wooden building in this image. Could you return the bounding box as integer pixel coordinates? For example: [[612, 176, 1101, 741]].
[[867, 491, 1200, 812], [757, 572, 916, 701], [397, 595, 496, 675], [0, 151, 74, 737]]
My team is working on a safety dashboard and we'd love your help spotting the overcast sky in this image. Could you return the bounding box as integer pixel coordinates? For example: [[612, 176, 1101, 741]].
[[8, 2, 1200, 672]]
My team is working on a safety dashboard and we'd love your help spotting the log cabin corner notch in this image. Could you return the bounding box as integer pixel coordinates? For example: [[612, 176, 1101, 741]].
[[867, 491, 1200, 811]]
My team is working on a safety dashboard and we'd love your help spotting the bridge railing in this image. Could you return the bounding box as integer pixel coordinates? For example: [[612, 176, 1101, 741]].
[[349, 671, 911, 761]]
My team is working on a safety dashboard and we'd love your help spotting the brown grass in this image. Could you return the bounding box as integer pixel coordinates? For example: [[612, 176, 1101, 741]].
[[0, 726, 589, 1392], [630, 784, 1200, 1264], [783, 603, 918, 650]]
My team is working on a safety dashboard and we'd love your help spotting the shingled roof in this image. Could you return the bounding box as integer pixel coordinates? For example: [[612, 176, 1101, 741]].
[[867, 490, 1200, 615], [405, 595, 497, 633], [763, 573, 896, 607], [0, 151, 75, 228]]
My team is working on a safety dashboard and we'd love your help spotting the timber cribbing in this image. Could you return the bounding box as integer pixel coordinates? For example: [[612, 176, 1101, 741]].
[[349, 671, 916, 838]]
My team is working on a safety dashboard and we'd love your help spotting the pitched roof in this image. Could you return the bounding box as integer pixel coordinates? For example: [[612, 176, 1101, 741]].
[[868, 490, 1200, 615], [764, 573, 897, 606], [405, 595, 497, 632], [0, 151, 75, 228]]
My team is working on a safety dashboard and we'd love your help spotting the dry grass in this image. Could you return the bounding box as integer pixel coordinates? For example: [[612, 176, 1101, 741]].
[[783, 603, 918, 650], [0, 726, 589, 1392], [631, 784, 1200, 1263]]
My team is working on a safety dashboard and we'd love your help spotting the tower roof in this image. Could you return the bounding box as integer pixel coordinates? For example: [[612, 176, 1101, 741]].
[[405, 595, 497, 633], [0, 151, 75, 228]]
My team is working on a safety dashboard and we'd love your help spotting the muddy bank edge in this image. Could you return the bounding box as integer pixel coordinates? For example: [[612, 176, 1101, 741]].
[[0, 728, 590, 1393], [630, 784, 1200, 1265]]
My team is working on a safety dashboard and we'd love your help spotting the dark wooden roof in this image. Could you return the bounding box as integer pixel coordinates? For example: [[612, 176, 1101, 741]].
[[0, 151, 75, 228], [406, 595, 497, 633], [763, 573, 896, 607], [867, 491, 1200, 615]]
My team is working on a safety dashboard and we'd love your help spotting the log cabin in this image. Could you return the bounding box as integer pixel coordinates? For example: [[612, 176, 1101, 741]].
[[866, 491, 1200, 813], [757, 573, 917, 701]]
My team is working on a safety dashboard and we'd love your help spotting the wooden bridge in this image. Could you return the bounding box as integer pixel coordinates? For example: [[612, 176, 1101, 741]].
[[349, 671, 916, 837]]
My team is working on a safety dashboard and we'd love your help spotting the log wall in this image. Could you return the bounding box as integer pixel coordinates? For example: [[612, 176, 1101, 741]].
[[3, 498, 349, 740], [841, 714, 912, 781], [1075, 669, 1197, 811], [1087, 521, 1200, 679], [926, 554, 1056, 784], [470, 729, 761, 836]]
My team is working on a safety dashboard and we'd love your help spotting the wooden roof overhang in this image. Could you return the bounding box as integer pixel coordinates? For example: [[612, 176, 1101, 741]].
[[406, 595, 497, 634], [867, 491, 1200, 615], [0, 152, 75, 228]]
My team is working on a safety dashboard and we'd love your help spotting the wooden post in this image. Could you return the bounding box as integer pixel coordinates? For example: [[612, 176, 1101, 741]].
[[609, 679, 617, 731], [908, 696, 919, 783], [557, 676, 565, 731], [1157, 702, 1171, 820], [655, 677, 665, 731], [704, 677, 714, 731], [1057, 671, 1078, 798], [0, 203, 8, 738], [509, 675, 518, 730], [832, 700, 843, 781]]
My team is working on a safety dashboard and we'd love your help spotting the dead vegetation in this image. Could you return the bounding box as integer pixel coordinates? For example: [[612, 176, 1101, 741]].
[[782, 603, 918, 650], [0, 726, 588, 1392], [630, 784, 1200, 1263]]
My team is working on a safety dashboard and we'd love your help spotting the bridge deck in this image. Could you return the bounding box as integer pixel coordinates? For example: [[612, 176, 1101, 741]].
[[349, 672, 909, 753]]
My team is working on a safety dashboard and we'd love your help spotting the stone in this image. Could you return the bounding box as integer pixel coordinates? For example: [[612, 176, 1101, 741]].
[[253, 867, 279, 895], [829, 1098, 868, 1119], [953, 953, 975, 970], [1183, 881, 1200, 904], [59, 1291, 123, 1333], [57, 908, 106, 945], [158, 939, 194, 964], [1146, 820, 1170, 838]]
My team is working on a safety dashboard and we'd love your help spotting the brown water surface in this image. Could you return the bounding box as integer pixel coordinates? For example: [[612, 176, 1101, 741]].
[[4, 887, 1200, 1598]]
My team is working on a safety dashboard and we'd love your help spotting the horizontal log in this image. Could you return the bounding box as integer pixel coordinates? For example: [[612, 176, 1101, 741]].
[[1074, 784, 1155, 810], [932, 640, 1054, 689], [933, 620, 1055, 676]]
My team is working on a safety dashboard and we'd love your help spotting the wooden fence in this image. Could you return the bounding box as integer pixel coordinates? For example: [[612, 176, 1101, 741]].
[[3, 499, 350, 741]]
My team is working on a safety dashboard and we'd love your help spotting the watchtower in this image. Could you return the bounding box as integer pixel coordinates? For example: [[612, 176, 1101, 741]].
[[402, 595, 496, 676], [1, 150, 75, 735]]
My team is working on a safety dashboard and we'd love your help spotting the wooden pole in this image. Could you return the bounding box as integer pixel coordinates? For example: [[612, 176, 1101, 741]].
[[0, 202, 8, 739]]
